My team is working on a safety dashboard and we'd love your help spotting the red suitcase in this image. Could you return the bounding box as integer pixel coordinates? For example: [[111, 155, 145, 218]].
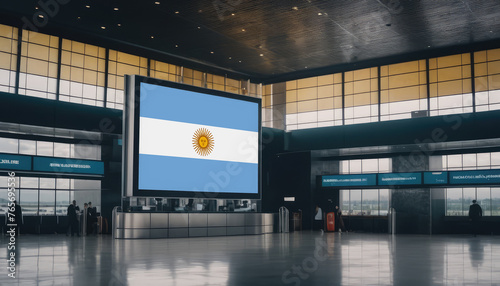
[[326, 212, 335, 232]]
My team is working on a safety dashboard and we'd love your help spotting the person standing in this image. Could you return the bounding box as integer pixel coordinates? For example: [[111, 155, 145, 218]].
[[335, 206, 346, 233], [67, 200, 80, 237], [468, 200, 483, 237], [314, 204, 324, 234], [87, 202, 97, 235]]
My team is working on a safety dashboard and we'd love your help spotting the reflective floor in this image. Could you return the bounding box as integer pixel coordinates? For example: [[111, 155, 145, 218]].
[[1, 232, 500, 285]]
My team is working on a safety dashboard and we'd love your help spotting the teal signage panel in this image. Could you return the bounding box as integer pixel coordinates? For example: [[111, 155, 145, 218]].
[[322, 174, 377, 187], [449, 169, 500, 185], [424, 172, 448, 184], [378, 172, 422, 185], [0, 154, 31, 171], [33, 157, 104, 175]]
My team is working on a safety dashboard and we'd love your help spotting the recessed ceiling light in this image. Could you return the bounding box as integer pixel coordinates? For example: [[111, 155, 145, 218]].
[[318, 12, 322, 16], [38, 14, 44, 18], [427, 45, 431, 48], [229, 57, 232, 60], [175, 44, 179, 48], [86, 5, 90, 8], [292, 6, 298, 10], [150, 36, 154, 39], [231, 13, 235, 16], [101, 26, 106, 30], [117, 23, 122, 27], [77, 16, 81, 20], [259, 54, 264, 57], [155, 1, 160, 4], [197, 26, 201, 29], [35, 6, 39, 10], [114, 7, 119, 11], [241, 28, 246, 32], [210, 51, 214, 54], [175, 11, 179, 14], [239, 60, 242, 63]]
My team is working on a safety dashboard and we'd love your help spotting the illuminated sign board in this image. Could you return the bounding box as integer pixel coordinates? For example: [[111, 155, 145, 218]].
[[322, 174, 377, 187], [424, 172, 448, 184], [449, 169, 500, 185], [0, 154, 31, 171], [378, 172, 422, 186], [33, 157, 104, 175]]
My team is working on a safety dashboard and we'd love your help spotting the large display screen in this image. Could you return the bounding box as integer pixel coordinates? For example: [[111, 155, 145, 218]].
[[127, 77, 261, 198]]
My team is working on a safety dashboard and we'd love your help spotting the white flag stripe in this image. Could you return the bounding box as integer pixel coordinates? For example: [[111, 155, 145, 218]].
[[139, 117, 258, 164]]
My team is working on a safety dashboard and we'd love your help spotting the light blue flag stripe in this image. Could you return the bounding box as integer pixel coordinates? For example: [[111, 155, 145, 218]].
[[140, 82, 259, 132], [138, 154, 259, 194]]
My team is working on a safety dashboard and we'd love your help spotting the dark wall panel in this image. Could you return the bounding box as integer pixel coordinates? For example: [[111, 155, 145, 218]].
[[286, 111, 500, 152], [266, 152, 312, 229], [0, 92, 122, 134], [392, 189, 430, 234]]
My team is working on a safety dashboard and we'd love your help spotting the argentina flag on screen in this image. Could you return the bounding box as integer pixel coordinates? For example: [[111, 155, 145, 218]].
[[138, 82, 259, 194]]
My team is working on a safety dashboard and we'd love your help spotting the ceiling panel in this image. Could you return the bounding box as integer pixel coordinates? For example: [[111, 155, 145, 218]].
[[1, 0, 500, 82]]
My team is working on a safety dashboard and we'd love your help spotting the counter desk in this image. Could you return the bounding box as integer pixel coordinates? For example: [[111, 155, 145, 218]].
[[113, 211, 276, 239]]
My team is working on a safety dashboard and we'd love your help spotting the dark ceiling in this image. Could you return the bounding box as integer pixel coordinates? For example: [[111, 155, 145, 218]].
[[2, 0, 500, 82]]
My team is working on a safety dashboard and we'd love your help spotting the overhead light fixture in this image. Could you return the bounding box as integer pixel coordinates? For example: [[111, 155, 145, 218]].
[[318, 12, 322, 16], [38, 14, 44, 18], [117, 23, 122, 27], [101, 26, 106, 30], [77, 16, 81, 20], [427, 45, 431, 48], [239, 60, 242, 63], [86, 5, 90, 8], [150, 36, 154, 39], [35, 6, 39, 10], [197, 26, 201, 29], [175, 11, 179, 14], [259, 54, 264, 57], [241, 28, 246, 32], [292, 6, 298, 10], [175, 44, 179, 48], [210, 51, 214, 54], [229, 57, 232, 60], [231, 13, 235, 16], [155, 1, 160, 4], [114, 7, 119, 11]]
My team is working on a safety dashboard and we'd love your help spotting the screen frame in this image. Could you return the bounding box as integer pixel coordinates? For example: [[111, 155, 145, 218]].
[[125, 75, 262, 199]]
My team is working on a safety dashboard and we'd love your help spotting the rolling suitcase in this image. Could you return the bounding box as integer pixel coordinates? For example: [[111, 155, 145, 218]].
[[326, 212, 335, 232]]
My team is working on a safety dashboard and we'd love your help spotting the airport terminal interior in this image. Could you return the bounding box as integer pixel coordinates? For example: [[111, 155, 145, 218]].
[[1, 0, 500, 285]]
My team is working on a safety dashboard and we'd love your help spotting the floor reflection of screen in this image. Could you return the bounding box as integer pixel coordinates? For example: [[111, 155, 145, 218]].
[[138, 82, 259, 195]]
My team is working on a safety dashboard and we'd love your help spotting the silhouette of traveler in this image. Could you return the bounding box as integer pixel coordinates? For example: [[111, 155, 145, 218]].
[[67, 200, 80, 236], [335, 205, 346, 233], [314, 204, 324, 234], [468, 200, 482, 237]]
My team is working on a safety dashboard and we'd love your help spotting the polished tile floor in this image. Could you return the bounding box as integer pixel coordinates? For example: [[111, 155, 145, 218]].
[[1, 232, 500, 286]]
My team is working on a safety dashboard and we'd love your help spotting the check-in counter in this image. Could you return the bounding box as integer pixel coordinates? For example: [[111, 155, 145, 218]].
[[113, 210, 276, 239]]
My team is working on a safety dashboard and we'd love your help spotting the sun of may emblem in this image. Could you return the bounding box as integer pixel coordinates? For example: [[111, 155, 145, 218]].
[[192, 128, 214, 156]]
